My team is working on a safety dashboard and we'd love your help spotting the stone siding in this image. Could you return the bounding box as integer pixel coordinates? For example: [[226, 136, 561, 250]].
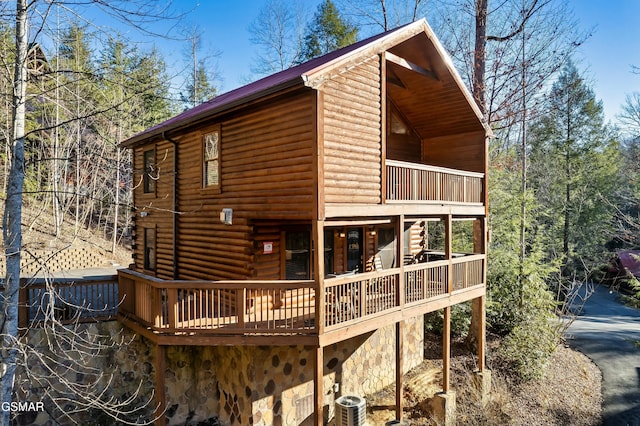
[[14, 316, 423, 425], [15, 321, 156, 425]]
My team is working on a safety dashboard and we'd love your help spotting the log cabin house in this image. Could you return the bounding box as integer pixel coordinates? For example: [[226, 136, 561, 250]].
[[119, 19, 491, 426]]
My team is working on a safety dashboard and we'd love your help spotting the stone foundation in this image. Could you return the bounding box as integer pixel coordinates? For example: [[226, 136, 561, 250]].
[[14, 316, 423, 425], [429, 391, 456, 426], [14, 321, 156, 425]]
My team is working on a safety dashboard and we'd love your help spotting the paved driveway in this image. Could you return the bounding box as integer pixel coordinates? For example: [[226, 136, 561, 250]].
[[565, 284, 640, 426]]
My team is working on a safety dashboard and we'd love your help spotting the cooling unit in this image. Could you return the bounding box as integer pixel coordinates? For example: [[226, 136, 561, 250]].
[[335, 395, 366, 426]]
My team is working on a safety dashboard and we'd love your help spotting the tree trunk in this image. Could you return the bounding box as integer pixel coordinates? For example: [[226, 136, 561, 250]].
[[563, 96, 572, 278], [112, 147, 121, 254], [1, 1, 28, 424], [473, 0, 488, 118], [519, 22, 527, 306]]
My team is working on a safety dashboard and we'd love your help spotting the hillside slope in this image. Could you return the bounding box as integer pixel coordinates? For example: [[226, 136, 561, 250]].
[[1, 200, 132, 274]]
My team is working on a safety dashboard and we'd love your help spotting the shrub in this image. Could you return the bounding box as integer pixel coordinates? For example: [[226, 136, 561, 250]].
[[497, 310, 560, 381], [425, 302, 471, 337]]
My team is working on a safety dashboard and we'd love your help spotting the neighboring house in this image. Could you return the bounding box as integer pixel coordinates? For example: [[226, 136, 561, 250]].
[[118, 19, 491, 426]]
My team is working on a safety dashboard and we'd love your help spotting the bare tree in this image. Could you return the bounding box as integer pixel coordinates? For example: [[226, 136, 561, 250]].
[[619, 92, 640, 137], [178, 25, 220, 108], [15, 268, 155, 424], [1, 2, 28, 423], [0, 1, 178, 423], [336, 0, 429, 32], [248, 0, 308, 76]]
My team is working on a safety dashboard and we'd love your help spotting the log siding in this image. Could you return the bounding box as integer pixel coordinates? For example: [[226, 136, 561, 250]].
[[321, 55, 382, 205], [131, 91, 316, 279]]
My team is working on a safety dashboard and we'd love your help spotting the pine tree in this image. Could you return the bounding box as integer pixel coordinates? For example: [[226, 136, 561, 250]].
[[298, 0, 358, 62], [181, 61, 217, 109], [529, 61, 620, 279]]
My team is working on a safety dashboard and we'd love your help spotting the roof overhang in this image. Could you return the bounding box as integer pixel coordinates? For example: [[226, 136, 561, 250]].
[[122, 18, 492, 149]]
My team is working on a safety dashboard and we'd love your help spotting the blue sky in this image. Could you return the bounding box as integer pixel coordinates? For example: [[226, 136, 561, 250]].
[[82, 0, 639, 124], [568, 0, 640, 122]]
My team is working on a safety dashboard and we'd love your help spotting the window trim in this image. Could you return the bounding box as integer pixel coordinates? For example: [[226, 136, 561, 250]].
[[143, 148, 156, 194], [202, 125, 221, 192]]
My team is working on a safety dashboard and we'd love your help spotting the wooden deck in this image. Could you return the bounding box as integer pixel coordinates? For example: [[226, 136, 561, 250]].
[[386, 160, 484, 204], [117, 254, 486, 346]]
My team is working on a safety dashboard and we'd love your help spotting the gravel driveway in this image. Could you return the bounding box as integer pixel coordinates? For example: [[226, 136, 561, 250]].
[[565, 284, 640, 426]]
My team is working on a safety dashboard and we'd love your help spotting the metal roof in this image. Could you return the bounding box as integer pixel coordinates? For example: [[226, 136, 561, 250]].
[[122, 19, 490, 148], [121, 23, 413, 148]]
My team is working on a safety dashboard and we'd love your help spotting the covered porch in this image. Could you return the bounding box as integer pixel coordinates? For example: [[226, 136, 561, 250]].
[[117, 212, 487, 425]]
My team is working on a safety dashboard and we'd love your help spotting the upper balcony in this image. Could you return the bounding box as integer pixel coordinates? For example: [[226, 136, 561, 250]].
[[385, 160, 484, 205]]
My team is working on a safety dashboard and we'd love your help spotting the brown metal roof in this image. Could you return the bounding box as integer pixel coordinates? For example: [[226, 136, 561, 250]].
[[122, 19, 490, 148]]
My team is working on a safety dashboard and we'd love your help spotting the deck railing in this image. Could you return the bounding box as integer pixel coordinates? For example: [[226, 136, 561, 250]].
[[386, 159, 484, 204], [118, 254, 485, 336], [324, 269, 400, 329], [18, 276, 119, 327], [118, 270, 317, 334]]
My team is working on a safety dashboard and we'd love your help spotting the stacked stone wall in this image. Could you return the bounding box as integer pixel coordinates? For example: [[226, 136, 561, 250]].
[[15, 316, 424, 425]]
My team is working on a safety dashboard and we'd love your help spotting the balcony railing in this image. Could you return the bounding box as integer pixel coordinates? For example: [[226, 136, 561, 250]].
[[118, 270, 316, 334], [118, 255, 485, 337], [386, 159, 484, 204], [324, 254, 485, 330]]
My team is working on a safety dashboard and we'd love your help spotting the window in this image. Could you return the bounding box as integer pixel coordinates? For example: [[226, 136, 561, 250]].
[[143, 149, 156, 193], [377, 226, 396, 269], [346, 228, 364, 273], [285, 231, 310, 279], [324, 229, 335, 276], [203, 130, 220, 188], [143, 228, 156, 271]]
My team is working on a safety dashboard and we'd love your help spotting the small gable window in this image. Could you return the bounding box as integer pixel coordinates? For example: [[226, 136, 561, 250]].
[[203, 129, 220, 188], [143, 149, 156, 194]]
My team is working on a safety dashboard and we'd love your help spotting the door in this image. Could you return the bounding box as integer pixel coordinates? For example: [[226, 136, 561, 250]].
[[346, 228, 363, 273]]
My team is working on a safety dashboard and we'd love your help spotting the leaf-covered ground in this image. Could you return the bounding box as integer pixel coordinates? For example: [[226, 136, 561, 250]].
[[365, 337, 602, 425]]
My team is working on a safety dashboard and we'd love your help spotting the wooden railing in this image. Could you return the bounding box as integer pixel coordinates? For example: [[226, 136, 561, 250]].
[[386, 159, 484, 204], [19, 276, 119, 327], [323, 254, 485, 330], [118, 270, 317, 334], [324, 269, 400, 329], [452, 256, 484, 291], [118, 255, 485, 337], [404, 262, 447, 305]]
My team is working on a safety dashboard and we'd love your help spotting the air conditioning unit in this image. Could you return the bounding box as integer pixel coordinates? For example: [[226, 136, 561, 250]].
[[335, 395, 366, 426]]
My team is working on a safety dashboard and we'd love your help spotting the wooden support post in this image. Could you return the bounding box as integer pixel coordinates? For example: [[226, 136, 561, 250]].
[[473, 218, 486, 254], [18, 278, 28, 329], [396, 320, 404, 421], [397, 214, 405, 306], [469, 217, 487, 358], [445, 214, 453, 293], [475, 296, 486, 371], [313, 220, 325, 334], [236, 288, 246, 328], [152, 286, 162, 328], [167, 288, 177, 330], [155, 344, 166, 426], [314, 346, 324, 426], [381, 52, 388, 204], [443, 306, 451, 392]]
